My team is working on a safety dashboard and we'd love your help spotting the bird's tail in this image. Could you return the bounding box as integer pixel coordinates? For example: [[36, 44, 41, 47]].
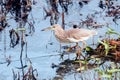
[[91, 30, 97, 36]]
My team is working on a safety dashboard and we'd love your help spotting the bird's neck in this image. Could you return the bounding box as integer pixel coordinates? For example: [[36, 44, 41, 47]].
[[54, 28, 65, 37], [55, 28, 65, 38]]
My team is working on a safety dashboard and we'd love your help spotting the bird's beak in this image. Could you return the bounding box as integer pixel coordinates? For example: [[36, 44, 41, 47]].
[[41, 26, 54, 31]]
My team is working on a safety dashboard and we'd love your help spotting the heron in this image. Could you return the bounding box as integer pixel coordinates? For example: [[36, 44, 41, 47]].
[[41, 24, 97, 51]]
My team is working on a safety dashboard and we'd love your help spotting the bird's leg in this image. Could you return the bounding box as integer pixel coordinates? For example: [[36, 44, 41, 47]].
[[59, 43, 65, 60], [66, 42, 79, 52], [59, 43, 62, 53], [76, 42, 87, 60], [72, 42, 79, 49], [92, 36, 96, 45], [76, 47, 81, 60], [81, 41, 86, 50]]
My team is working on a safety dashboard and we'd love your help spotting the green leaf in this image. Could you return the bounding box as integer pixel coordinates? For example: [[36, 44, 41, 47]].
[[106, 27, 120, 36], [107, 69, 120, 73], [98, 39, 117, 56], [85, 46, 92, 51], [76, 66, 85, 71], [100, 74, 112, 78], [98, 39, 109, 56], [16, 28, 26, 31], [95, 69, 104, 75], [75, 60, 89, 64]]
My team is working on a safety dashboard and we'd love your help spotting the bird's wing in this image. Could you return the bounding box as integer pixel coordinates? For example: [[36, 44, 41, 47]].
[[65, 29, 91, 40]]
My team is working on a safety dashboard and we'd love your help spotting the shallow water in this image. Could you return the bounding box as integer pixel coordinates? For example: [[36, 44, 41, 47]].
[[0, 0, 120, 80]]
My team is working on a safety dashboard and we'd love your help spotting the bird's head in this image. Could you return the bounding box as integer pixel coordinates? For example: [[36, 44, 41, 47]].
[[41, 24, 62, 31]]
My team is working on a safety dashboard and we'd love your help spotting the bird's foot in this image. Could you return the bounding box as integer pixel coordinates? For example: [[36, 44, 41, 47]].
[[65, 44, 79, 52], [66, 47, 73, 52]]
